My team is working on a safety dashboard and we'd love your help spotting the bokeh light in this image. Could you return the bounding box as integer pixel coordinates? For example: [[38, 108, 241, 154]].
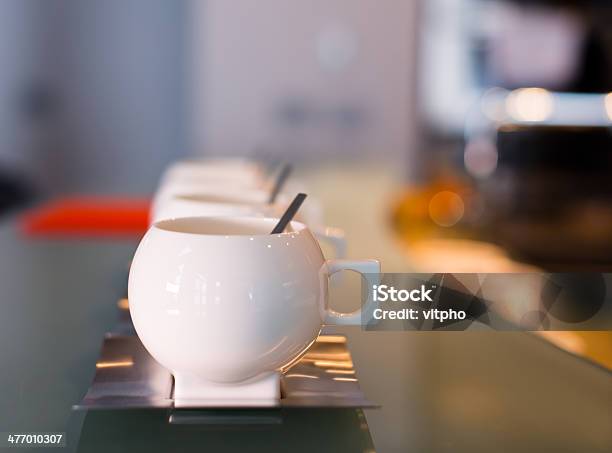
[[506, 88, 554, 122], [428, 191, 465, 227]]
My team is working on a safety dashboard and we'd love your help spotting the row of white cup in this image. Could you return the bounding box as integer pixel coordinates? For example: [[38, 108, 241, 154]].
[[128, 157, 380, 407], [150, 158, 346, 258]]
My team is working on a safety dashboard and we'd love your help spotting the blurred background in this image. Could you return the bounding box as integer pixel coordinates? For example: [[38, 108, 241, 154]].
[[1, 0, 611, 270]]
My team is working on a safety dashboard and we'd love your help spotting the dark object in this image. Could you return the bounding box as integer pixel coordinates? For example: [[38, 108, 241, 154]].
[[496, 125, 612, 173], [480, 125, 612, 265], [77, 408, 374, 453], [268, 164, 292, 204], [541, 273, 606, 323], [271, 193, 307, 234], [0, 168, 33, 217]]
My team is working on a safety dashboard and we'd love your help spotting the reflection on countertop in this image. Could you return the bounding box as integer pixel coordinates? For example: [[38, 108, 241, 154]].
[[298, 162, 612, 452]]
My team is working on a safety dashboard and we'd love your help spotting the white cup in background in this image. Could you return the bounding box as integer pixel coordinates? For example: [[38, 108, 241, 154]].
[[160, 159, 266, 189]]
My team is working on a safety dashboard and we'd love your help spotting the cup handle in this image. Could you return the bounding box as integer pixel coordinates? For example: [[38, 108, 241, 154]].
[[319, 259, 381, 326], [312, 226, 347, 259]]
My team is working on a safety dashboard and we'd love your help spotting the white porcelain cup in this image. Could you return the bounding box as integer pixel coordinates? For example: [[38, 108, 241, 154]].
[[151, 192, 273, 224], [128, 216, 379, 406], [151, 175, 306, 212], [150, 191, 342, 257], [160, 160, 266, 189], [150, 183, 308, 225]]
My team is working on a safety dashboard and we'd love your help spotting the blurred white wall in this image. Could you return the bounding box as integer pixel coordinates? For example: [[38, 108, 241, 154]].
[[192, 0, 419, 166], [47, 0, 190, 194], [1, 0, 190, 195], [1, 0, 422, 195], [0, 0, 42, 171]]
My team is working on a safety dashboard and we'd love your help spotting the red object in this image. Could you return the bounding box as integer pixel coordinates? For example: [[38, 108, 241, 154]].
[[19, 196, 151, 239]]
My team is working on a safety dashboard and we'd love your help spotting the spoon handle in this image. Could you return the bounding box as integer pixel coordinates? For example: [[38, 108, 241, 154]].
[[271, 193, 307, 234], [268, 164, 293, 204]]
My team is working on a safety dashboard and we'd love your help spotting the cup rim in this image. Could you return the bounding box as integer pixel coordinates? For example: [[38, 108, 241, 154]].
[[174, 157, 257, 164], [173, 192, 269, 207], [151, 216, 307, 238]]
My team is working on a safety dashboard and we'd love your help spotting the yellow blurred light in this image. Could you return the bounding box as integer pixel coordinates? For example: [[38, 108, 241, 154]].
[[315, 335, 347, 344], [117, 298, 129, 310], [332, 377, 358, 382], [537, 332, 585, 355], [305, 352, 351, 360], [325, 369, 356, 375], [313, 360, 354, 369], [428, 191, 464, 227], [605, 93, 612, 121], [506, 87, 553, 122], [96, 359, 134, 368], [285, 373, 319, 379]]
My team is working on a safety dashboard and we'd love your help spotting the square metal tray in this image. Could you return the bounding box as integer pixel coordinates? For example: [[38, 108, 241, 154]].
[[74, 332, 375, 412]]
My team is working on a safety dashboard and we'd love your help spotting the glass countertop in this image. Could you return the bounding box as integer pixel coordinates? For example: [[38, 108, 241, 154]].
[[0, 218, 610, 452]]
